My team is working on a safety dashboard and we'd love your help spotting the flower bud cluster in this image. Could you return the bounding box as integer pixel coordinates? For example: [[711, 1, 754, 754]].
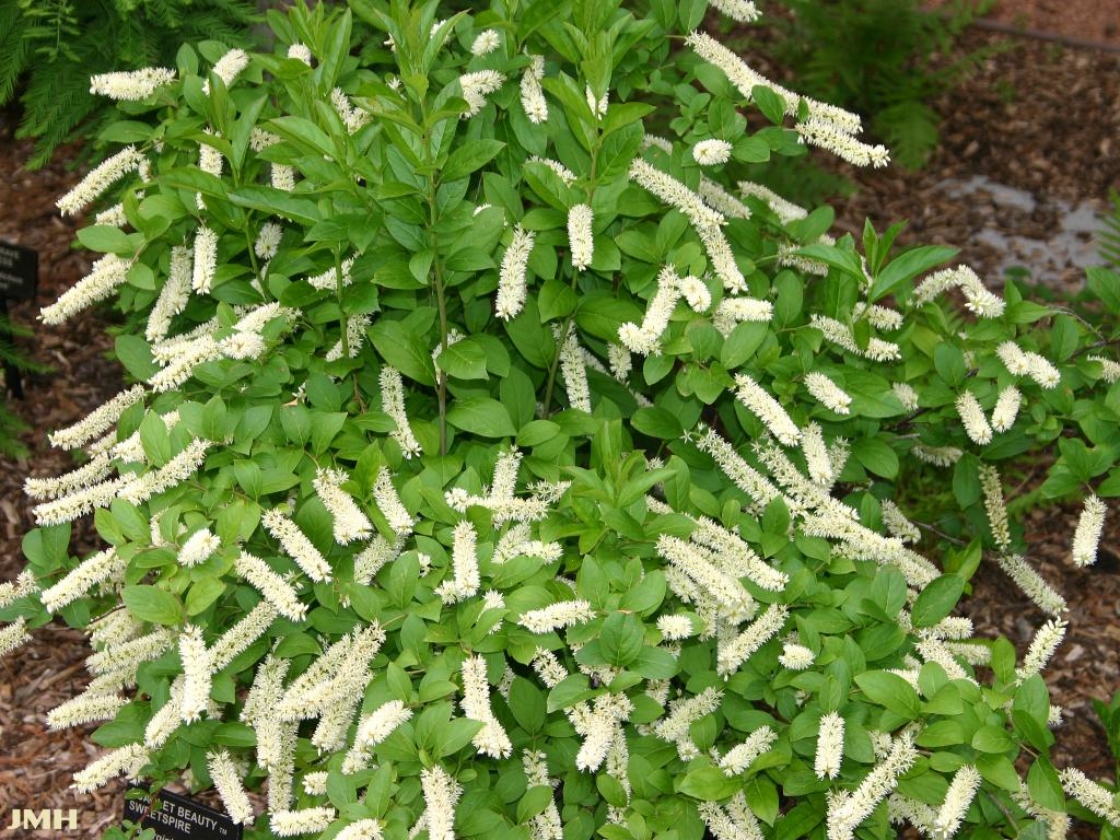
[[814, 711, 845, 779], [495, 225, 535, 320], [913, 266, 1005, 318], [459, 70, 505, 117], [90, 67, 177, 100], [1072, 494, 1107, 567], [314, 467, 373, 544], [421, 765, 462, 840], [718, 726, 777, 776], [826, 734, 918, 840], [435, 521, 481, 604], [41, 254, 136, 325], [56, 146, 145, 216], [461, 656, 513, 758], [380, 366, 422, 458], [520, 55, 548, 123]]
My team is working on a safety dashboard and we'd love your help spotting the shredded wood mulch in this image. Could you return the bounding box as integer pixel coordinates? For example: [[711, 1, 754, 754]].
[[0, 16, 1118, 840]]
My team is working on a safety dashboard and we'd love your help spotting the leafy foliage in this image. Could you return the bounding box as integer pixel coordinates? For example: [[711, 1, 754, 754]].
[[0, 312, 48, 458], [0, 0, 257, 168], [1101, 188, 1120, 271], [6, 1, 1120, 839]]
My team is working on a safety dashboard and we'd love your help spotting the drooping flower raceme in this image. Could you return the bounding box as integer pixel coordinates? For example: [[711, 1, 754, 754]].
[[192, 226, 218, 294], [208, 749, 255, 825], [261, 509, 333, 582], [996, 554, 1067, 617], [734, 374, 801, 446], [40, 254, 135, 325], [956, 391, 993, 446], [435, 521, 481, 604], [178, 528, 220, 567], [709, 0, 761, 23], [459, 70, 505, 117], [496, 226, 535, 320], [1072, 495, 1107, 567], [380, 366, 422, 458], [461, 655, 513, 758], [804, 372, 851, 415], [471, 29, 501, 56], [827, 734, 919, 840], [567, 204, 594, 270], [693, 139, 733, 166], [779, 642, 816, 671], [520, 599, 595, 633], [179, 624, 213, 723], [618, 265, 682, 356], [814, 712, 845, 779], [931, 765, 982, 839], [719, 726, 777, 776], [313, 467, 373, 544], [39, 548, 125, 614], [990, 385, 1021, 432], [56, 146, 145, 216], [980, 466, 1011, 553], [90, 67, 177, 100], [421, 765, 462, 840], [203, 48, 249, 94], [1015, 618, 1067, 685], [520, 54, 548, 123], [1060, 769, 1120, 828]]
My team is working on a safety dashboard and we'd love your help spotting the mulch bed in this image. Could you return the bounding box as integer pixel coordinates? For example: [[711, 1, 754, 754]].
[[0, 19, 1118, 839]]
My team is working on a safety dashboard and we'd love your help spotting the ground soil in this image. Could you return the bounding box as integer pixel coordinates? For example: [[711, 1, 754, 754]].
[[0, 5, 1119, 838]]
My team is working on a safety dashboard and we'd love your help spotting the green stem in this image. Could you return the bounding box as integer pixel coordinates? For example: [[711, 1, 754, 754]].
[[335, 247, 349, 360], [429, 180, 449, 456], [540, 314, 570, 420]]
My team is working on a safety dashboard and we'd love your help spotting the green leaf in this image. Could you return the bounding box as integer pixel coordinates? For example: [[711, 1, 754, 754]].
[[186, 577, 226, 616], [934, 343, 967, 388], [538, 279, 579, 322], [116, 335, 158, 381], [1027, 757, 1065, 811], [576, 292, 643, 342], [751, 85, 787, 125], [910, 574, 965, 628], [678, 765, 740, 801], [442, 140, 506, 181], [122, 585, 182, 625], [508, 677, 546, 734], [437, 338, 489, 381], [632, 646, 679, 679], [630, 407, 683, 440], [851, 437, 899, 479], [77, 225, 135, 255], [546, 674, 595, 712], [268, 115, 335, 157], [369, 320, 436, 386], [1087, 265, 1120, 312], [229, 186, 322, 226], [854, 671, 921, 719], [977, 754, 1022, 791], [599, 612, 645, 668], [869, 245, 958, 303], [446, 398, 517, 438], [972, 725, 1014, 754], [517, 786, 556, 824]]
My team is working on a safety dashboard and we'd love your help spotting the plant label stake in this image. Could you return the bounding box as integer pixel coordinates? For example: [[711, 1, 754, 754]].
[[0, 240, 38, 399], [123, 786, 243, 840]]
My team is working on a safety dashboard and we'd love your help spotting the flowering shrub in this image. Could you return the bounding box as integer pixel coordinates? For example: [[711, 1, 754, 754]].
[[4, 1, 1120, 839]]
